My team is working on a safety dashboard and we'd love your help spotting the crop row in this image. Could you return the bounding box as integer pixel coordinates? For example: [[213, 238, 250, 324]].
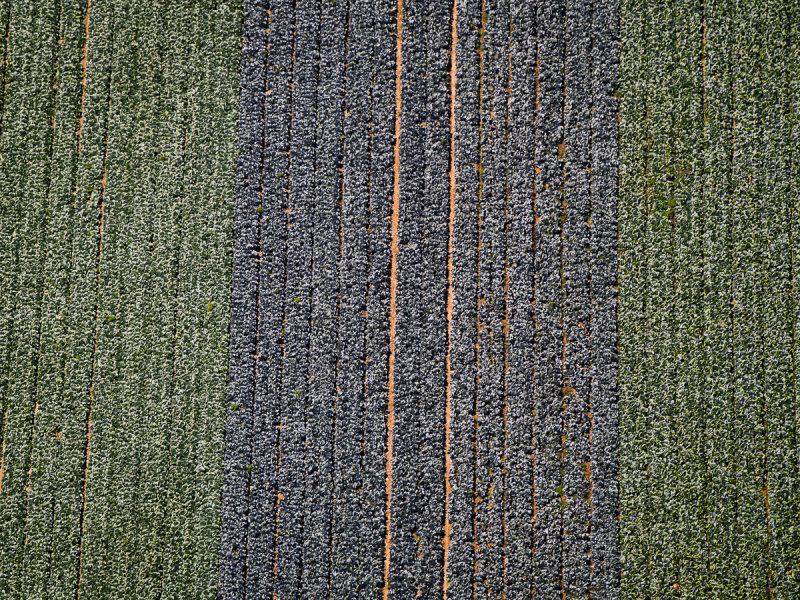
[[0, 0, 238, 598], [618, 0, 800, 597], [220, 0, 620, 598]]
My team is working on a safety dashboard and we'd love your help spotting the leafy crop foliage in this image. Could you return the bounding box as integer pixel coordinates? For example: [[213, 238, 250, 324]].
[[619, 0, 800, 597], [0, 0, 238, 597]]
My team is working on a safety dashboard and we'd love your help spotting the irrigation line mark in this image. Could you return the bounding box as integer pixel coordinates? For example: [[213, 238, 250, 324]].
[[442, 0, 456, 596], [381, 0, 402, 595], [75, 9, 114, 596]]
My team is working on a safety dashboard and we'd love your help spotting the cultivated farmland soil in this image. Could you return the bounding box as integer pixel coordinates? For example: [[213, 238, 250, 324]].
[[2, 0, 799, 599]]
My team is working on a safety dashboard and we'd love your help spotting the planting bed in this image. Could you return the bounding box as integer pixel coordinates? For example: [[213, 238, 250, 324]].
[[0, 1, 238, 597]]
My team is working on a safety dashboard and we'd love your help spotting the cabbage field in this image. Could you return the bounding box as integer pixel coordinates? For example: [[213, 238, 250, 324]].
[[0, 0, 238, 596], [619, 0, 800, 597], [0, 0, 797, 598]]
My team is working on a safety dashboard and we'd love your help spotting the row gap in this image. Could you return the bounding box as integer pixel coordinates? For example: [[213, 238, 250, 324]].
[[238, 0, 272, 593], [269, 0, 300, 593], [442, 0, 458, 595], [471, 4, 487, 600], [74, 4, 115, 594], [380, 0, 403, 594], [155, 3, 194, 595], [21, 0, 67, 561]]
